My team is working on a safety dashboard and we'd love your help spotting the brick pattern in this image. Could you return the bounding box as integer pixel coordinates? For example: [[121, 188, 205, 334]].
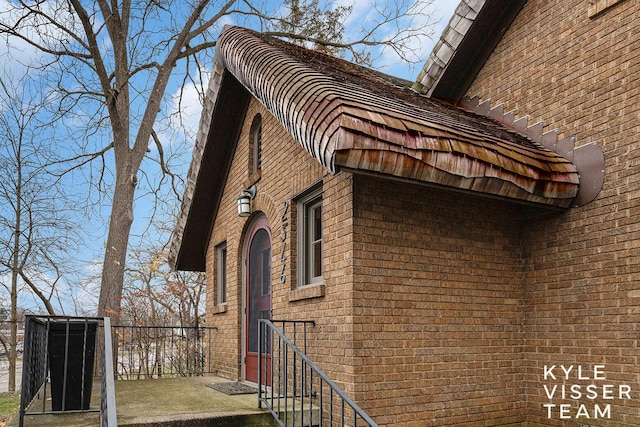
[[350, 175, 526, 426], [206, 98, 534, 425], [589, 0, 629, 18], [205, 95, 534, 426], [467, 0, 640, 425], [205, 96, 336, 381], [205, 3, 640, 420]]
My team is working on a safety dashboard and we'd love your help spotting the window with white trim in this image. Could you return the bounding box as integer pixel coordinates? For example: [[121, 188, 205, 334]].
[[297, 185, 322, 287], [216, 242, 227, 305]]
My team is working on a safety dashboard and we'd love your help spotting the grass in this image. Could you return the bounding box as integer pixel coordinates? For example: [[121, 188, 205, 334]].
[[0, 393, 20, 427]]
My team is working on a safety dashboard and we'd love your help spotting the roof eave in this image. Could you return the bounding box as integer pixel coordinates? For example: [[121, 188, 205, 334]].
[[413, 0, 527, 101], [169, 64, 250, 272]]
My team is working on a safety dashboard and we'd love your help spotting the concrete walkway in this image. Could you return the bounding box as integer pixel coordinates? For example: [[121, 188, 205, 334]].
[[12, 376, 277, 427]]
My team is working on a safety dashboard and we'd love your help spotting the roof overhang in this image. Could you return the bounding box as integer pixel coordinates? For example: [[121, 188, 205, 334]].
[[412, 0, 605, 207], [217, 27, 579, 208], [170, 62, 250, 271], [170, 25, 590, 271], [413, 0, 527, 101]]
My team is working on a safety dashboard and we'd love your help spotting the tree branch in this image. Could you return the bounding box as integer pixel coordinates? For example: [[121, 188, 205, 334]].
[[150, 129, 183, 202], [48, 142, 114, 178], [19, 272, 56, 315]]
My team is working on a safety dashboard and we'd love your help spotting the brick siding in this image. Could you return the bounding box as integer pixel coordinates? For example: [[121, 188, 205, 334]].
[[205, 97, 330, 381], [203, 2, 640, 421], [351, 175, 526, 426], [205, 95, 533, 426], [467, 0, 640, 425]]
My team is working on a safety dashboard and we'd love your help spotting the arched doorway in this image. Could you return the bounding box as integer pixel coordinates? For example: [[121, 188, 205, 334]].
[[244, 215, 271, 383]]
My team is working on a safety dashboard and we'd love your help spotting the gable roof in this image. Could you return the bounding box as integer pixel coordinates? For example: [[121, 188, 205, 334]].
[[411, 0, 604, 206], [170, 25, 582, 271], [220, 26, 579, 205], [412, 0, 527, 100], [170, 64, 250, 271]]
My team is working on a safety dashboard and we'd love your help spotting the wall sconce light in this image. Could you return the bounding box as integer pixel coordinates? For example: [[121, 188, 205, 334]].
[[237, 185, 257, 217]]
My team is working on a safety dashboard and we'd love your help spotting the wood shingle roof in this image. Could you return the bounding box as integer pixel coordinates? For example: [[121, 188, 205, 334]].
[[170, 25, 587, 270], [217, 26, 579, 207]]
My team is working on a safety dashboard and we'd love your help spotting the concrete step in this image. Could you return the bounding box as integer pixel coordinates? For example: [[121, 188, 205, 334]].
[[118, 412, 278, 427], [15, 411, 278, 427], [260, 393, 320, 427]]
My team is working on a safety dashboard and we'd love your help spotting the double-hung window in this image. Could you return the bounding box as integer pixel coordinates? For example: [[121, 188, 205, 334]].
[[297, 185, 322, 286]]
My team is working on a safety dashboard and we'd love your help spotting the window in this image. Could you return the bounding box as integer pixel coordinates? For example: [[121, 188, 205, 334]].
[[249, 114, 262, 175], [216, 242, 227, 305], [589, 0, 628, 17], [297, 185, 322, 286]]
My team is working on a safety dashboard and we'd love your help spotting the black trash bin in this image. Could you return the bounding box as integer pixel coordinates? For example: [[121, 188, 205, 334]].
[[47, 320, 98, 411]]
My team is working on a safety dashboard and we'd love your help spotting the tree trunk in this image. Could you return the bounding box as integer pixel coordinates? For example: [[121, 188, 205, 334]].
[[9, 144, 22, 393], [9, 263, 17, 393], [96, 153, 141, 376], [97, 160, 138, 324]]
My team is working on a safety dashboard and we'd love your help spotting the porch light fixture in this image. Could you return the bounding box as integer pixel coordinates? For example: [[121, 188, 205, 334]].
[[237, 185, 257, 217]]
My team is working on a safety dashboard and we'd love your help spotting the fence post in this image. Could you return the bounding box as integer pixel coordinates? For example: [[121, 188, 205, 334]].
[[101, 317, 118, 427]]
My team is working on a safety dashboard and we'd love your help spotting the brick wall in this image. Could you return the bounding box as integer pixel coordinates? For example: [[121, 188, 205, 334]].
[[203, 9, 640, 419], [205, 96, 356, 384], [467, 0, 640, 425], [351, 174, 526, 426], [206, 96, 534, 425], [204, 92, 534, 426]]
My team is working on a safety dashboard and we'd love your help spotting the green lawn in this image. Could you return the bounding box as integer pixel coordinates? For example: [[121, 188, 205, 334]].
[[0, 394, 20, 426]]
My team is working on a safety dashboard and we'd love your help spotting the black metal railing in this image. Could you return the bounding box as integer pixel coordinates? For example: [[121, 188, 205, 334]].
[[18, 315, 117, 427], [258, 319, 378, 427], [108, 325, 217, 379]]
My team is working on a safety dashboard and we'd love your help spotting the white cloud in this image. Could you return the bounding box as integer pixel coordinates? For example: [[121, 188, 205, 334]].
[[71, 259, 102, 315], [172, 78, 209, 140], [0, 269, 57, 314], [340, 0, 376, 28], [0, 256, 102, 316], [430, 0, 459, 42], [215, 14, 236, 32], [154, 70, 211, 149], [0, 0, 87, 93]]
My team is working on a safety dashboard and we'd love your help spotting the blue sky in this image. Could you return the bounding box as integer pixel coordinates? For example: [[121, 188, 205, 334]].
[[0, 0, 459, 315], [379, 0, 457, 80], [173, 0, 459, 154]]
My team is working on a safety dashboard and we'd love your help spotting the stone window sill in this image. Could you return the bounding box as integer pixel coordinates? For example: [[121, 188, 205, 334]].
[[289, 284, 325, 302], [212, 304, 227, 314], [589, 0, 628, 18]]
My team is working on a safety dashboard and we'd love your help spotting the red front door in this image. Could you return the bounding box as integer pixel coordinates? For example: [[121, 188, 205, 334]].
[[245, 217, 272, 384]]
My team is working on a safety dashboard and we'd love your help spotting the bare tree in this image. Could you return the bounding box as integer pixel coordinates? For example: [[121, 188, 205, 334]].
[[123, 247, 205, 329], [0, 75, 85, 392], [117, 247, 205, 378], [0, 0, 436, 324]]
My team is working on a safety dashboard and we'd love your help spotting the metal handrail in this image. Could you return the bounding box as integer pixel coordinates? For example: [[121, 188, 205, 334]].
[[258, 319, 378, 427], [106, 325, 217, 379]]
